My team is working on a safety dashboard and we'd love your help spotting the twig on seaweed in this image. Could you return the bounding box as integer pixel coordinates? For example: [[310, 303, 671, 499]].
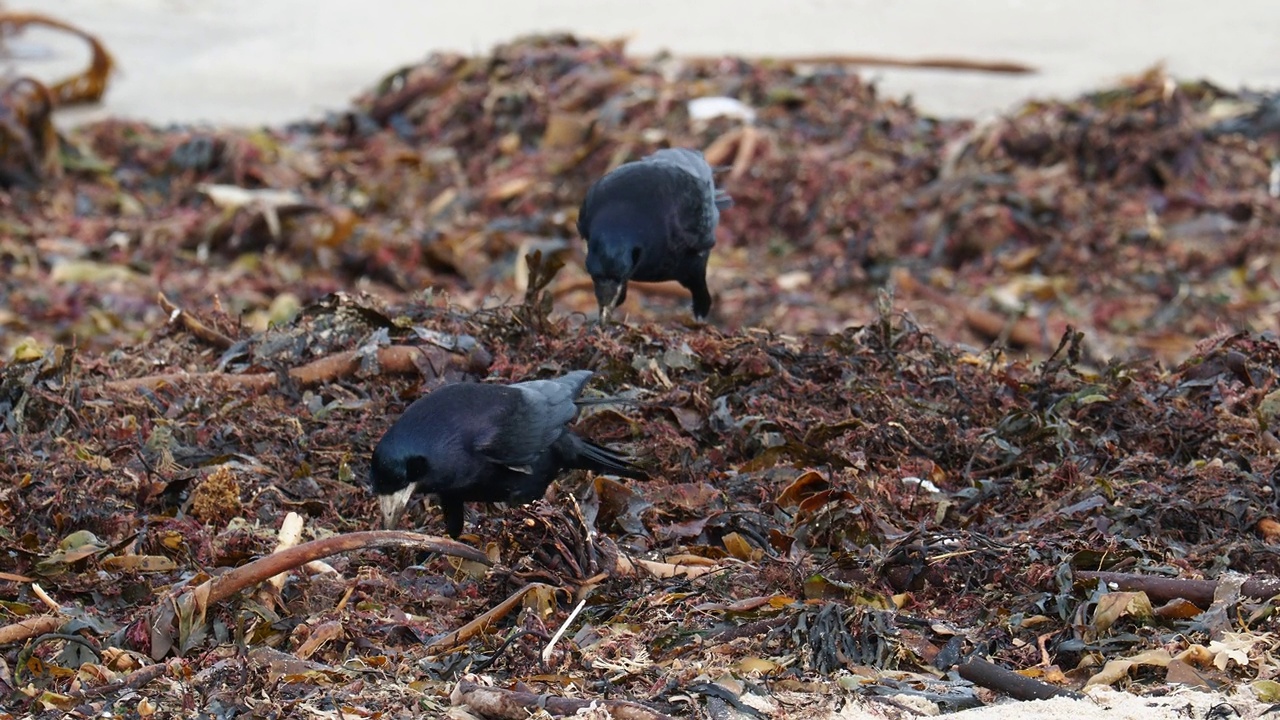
[[1075, 570, 1280, 606], [198, 532, 488, 607], [451, 679, 677, 720], [686, 682, 769, 720], [706, 616, 792, 644], [294, 620, 345, 661], [893, 267, 1053, 351], [149, 531, 490, 658], [0, 615, 62, 646], [425, 582, 559, 655], [703, 126, 769, 182], [542, 595, 587, 663], [31, 582, 60, 611], [963, 304, 1047, 351], [158, 292, 235, 349], [887, 420, 939, 460], [957, 656, 1084, 701], [471, 628, 551, 672], [614, 553, 721, 579], [256, 512, 335, 611], [15, 632, 101, 682], [662, 52, 1037, 75], [68, 659, 177, 699], [94, 344, 470, 396]]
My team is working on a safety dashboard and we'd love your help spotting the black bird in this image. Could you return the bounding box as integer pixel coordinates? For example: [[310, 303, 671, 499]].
[[578, 147, 733, 323], [370, 370, 645, 538]]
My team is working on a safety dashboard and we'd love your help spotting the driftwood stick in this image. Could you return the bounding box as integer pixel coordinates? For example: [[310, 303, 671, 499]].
[[707, 616, 791, 644], [425, 582, 552, 654], [95, 344, 473, 395], [892, 267, 1051, 350], [199, 531, 487, 607], [69, 659, 177, 699], [158, 292, 235, 349], [149, 531, 489, 658], [662, 52, 1037, 75], [451, 680, 676, 720], [963, 305, 1049, 350], [0, 615, 62, 646], [957, 657, 1083, 701], [1075, 570, 1280, 606]]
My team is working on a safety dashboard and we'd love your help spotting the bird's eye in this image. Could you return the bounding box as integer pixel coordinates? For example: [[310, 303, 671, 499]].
[[406, 456, 429, 479]]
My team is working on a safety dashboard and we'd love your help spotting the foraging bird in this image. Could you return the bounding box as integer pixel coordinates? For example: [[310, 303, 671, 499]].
[[578, 147, 733, 323], [370, 370, 645, 538]]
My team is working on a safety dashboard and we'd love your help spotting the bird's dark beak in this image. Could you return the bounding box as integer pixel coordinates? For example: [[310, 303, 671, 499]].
[[594, 280, 625, 324], [378, 483, 417, 529]]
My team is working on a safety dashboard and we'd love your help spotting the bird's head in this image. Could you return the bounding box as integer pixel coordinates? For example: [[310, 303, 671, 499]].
[[586, 240, 640, 324], [370, 442, 430, 530]]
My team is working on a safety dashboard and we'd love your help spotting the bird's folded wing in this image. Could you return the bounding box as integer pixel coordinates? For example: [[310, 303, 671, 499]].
[[474, 374, 588, 466], [644, 148, 715, 184], [670, 178, 719, 251], [647, 148, 729, 215]]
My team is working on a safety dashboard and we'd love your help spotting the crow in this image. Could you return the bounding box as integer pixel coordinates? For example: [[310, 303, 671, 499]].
[[578, 147, 733, 323], [370, 370, 644, 538]]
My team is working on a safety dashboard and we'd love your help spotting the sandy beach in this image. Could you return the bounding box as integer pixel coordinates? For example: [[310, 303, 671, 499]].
[[9, 0, 1280, 126]]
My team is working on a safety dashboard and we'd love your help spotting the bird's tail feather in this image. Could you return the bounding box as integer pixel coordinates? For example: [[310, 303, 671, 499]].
[[574, 396, 640, 407], [573, 437, 647, 480]]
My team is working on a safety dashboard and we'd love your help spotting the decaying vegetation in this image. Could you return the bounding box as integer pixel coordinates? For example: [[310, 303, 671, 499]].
[[2, 17, 1280, 719]]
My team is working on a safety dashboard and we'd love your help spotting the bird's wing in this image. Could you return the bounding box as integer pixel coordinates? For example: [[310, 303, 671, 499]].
[[666, 170, 720, 253], [580, 153, 729, 255], [645, 148, 732, 208], [643, 148, 715, 184], [643, 149, 728, 250], [473, 371, 592, 467]]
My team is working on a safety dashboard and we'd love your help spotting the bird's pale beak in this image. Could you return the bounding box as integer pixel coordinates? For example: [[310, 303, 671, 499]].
[[595, 280, 625, 324], [378, 484, 417, 529]]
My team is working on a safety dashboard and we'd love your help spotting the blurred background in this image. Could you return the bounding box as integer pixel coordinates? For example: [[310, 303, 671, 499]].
[[10, 0, 1280, 127], [4, 0, 1280, 363]]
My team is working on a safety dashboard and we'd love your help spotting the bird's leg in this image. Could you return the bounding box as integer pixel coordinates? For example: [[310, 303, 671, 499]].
[[438, 495, 467, 539], [684, 264, 713, 322]]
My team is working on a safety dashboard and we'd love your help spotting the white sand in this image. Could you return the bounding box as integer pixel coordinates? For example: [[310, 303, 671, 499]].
[[950, 686, 1268, 720], [7, 0, 1280, 127]]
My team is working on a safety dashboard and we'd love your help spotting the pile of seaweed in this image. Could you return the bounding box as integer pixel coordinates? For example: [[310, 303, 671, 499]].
[[2, 29, 1280, 720], [3, 34, 1277, 364]]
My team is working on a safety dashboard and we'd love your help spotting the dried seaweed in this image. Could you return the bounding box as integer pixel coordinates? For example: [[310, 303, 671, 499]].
[[2, 30, 1280, 720]]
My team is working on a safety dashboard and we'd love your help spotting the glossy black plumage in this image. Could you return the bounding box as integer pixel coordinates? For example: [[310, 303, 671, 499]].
[[578, 147, 732, 322], [369, 370, 644, 538]]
